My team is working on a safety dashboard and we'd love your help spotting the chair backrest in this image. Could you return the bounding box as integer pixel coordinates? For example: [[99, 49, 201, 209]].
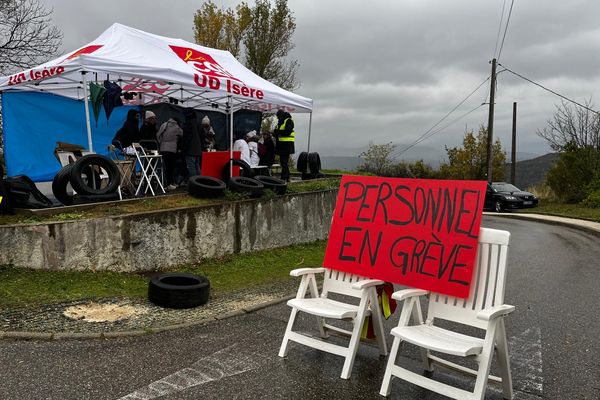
[[56, 151, 77, 167], [427, 227, 511, 330], [322, 268, 370, 299]]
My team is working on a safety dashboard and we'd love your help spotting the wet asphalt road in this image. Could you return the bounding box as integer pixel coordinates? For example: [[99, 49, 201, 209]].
[[0, 215, 599, 400]]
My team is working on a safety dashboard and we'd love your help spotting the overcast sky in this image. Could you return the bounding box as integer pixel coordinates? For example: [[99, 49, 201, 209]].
[[44, 0, 600, 162]]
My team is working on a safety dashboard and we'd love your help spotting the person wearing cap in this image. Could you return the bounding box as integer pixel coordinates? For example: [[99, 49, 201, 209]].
[[200, 115, 216, 151], [245, 130, 260, 167], [139, 110, 159, 150], [273, 109, 295, 181]]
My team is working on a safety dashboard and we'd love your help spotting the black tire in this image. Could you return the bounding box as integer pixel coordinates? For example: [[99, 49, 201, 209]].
[[70, 154, 120, 196], [308, 152, 321, 174], [221, 158, 254, 182], [72, 192, 121, 205], [494, 200, 503, 213], [148, 273, 210, 309], [254, 175, 287, 195], [228, 176, 264, 198], [296, 151, 308, 173], [188, 175, 226, 198], [52, 165, 75, 206]]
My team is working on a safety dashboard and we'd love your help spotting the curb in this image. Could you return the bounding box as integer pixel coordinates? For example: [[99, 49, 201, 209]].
[[484, 211, 600, 238], [0, 295, 294, 341]]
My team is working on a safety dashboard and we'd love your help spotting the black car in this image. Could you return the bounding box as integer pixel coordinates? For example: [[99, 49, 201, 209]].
[[484, 182, 539, 212]]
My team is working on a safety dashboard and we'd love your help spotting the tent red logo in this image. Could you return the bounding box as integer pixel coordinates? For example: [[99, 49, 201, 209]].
[[169, 45, 264, 100], [65, 45, 103, 61], [169, 45, 241, 83]]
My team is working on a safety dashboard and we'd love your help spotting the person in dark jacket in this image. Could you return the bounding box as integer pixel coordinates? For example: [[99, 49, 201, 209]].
[[259, 131, 276, 167], [112, 109, 140, 149], [139, 111, 158, 147], [273, 109, 295, 181], [182, 109, 203, 177]]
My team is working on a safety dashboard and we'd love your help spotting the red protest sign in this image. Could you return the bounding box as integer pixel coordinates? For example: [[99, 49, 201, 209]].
[[323, 175, 487, 298]]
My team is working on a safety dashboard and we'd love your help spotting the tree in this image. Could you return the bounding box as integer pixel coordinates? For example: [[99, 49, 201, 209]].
[[537, 99, 600, 152], [357, 142, 396, 176], [0, 0, 63, 75], [438, 126, 506, 181], [193, 0, 298, 90], [545, 142, 600, 203], [537, 100, 600, 203]]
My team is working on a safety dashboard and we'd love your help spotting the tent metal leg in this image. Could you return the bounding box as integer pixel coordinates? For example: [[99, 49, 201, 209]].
[[81, 71, 94, 152], [307, 112, 313, 154]]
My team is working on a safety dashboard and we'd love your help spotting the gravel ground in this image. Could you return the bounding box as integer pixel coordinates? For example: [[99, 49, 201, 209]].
[[0, 280, 298, 334]]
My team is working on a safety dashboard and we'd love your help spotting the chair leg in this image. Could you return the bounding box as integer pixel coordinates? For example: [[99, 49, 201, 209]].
[[279, 308, 299, 358], [472, 323, 498, 400], [495, 320, 513, 399], [369, 290, 388, 356], [340, 295, 370, 379], [379, 335, 402, 397]]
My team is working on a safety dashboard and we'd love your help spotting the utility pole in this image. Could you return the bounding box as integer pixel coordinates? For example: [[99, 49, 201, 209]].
[[511, 102, 517, 185], [486, 58, 497, 183]]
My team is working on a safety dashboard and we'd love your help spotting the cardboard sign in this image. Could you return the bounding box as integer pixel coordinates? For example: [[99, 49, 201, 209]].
[[323, 175, 487, 298]]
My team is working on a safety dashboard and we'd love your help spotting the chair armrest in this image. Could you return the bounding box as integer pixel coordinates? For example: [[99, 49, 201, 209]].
[[352, 279, 385, 290], [289, 267, 326, 277], [477, 304, 515, 321], [391, 289, 429, 301]]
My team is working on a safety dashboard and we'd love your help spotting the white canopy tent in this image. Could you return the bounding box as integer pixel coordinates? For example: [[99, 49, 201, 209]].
[[0, 23, 313, 155]]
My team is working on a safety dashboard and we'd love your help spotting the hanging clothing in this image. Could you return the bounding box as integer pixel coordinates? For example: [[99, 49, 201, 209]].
[[88, 82, 106, 126], [103, 80, 123, 123]]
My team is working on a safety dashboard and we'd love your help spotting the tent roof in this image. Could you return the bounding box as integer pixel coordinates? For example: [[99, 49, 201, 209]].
[[0, 23, 312, 113]]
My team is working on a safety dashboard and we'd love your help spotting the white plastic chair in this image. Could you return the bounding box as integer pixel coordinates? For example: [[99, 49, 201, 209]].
[[279, 268, 388, 379], [379, 227, 514, 400]]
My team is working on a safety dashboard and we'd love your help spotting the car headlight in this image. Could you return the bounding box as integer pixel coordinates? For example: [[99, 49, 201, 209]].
[[504, 195, 517, 200]]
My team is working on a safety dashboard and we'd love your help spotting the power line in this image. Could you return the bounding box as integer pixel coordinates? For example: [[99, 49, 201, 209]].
[[390, 76, 490, 159], [493, 0, 507, 58], [497, 0, 515, 62], [498, 63, 600, 114], [391, 104, 486, 160]]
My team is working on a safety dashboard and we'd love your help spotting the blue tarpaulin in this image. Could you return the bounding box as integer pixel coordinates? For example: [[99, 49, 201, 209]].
[[1, 91, 135, 181]]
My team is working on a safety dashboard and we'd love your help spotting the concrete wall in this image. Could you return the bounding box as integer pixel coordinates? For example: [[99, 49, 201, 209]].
[[0, 190, 337, 272]]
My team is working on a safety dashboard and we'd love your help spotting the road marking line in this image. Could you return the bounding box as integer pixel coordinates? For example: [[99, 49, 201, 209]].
[[117, 344, 266, 400]]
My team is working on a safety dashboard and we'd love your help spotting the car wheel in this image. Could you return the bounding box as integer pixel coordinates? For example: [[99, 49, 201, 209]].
[[494, 200, 503, 213]]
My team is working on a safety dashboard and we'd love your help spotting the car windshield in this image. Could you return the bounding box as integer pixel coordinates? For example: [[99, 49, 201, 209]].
[[492, 183, 520, 192]]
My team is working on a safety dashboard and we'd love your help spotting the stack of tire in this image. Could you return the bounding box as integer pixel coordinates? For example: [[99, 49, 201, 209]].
[[52, 154, 121, 206], [297, 151, 323, 180]]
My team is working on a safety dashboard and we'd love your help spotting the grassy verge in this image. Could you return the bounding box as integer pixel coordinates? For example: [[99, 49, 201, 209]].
[[0, 241, 327, 308], [520, 202, 600, 222]]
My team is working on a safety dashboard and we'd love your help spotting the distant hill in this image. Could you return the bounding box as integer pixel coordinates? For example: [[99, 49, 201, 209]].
[[504, 153, 559, 189]]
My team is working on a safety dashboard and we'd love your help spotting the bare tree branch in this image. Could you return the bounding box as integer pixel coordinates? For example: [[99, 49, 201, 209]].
[[0, 0, 63, 75]]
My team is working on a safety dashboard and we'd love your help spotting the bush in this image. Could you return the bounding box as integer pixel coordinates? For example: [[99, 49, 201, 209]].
[[582, 179, 600, 208]]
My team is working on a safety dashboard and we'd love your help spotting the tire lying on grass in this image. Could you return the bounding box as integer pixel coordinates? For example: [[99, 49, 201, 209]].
[[70, 154, 120, 196], [188, 175, 226, 198], [254, 175, 287, 195], [228, 176, 264, 198], [148, 273, 210, 309]]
